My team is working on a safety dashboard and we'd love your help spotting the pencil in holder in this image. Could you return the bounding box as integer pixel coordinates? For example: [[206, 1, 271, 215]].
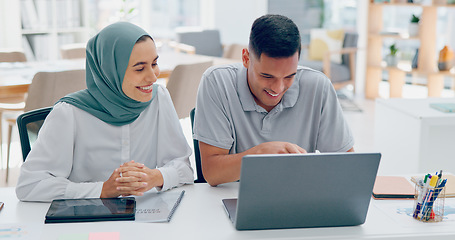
[[413, 182, 445, 222]]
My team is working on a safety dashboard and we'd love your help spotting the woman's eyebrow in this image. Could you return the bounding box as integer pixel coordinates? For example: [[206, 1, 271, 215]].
[[133, 62, 146, 67], [132, 56, 159, 67]]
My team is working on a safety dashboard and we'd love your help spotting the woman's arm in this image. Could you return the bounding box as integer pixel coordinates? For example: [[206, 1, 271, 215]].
[[154, 86, 194, 190], [15, 103, 104, 202]]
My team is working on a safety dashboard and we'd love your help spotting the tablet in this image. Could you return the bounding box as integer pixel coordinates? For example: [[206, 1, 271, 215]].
[[45, 197, 136, 224]]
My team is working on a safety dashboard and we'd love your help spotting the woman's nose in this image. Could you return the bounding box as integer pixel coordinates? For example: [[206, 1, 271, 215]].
[[146, 66, 159, 82]]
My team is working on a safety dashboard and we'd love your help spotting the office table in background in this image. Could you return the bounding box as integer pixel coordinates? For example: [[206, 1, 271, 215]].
[[375, 98, 455, 175], [0, 60, 85, 101], [0, 52, 238, 99], [1, 183, 455, 240]]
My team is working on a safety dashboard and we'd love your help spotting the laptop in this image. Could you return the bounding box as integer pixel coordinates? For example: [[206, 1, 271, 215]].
[[222, 152, 381, 230]]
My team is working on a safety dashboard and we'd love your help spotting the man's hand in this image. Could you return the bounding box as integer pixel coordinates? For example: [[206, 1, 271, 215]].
[[247, 141, 307, 155], [199, 141, 307, 186]]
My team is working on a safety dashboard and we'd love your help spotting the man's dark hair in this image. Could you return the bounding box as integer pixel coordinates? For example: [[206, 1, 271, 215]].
[[249, 14, 301, 60]]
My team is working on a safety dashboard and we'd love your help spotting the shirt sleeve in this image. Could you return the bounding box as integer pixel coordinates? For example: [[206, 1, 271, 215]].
[[193, 68, 234, 150], [16, 103, 104, 202], [316, 79, 355, 152], [154, 86, 194, 191]]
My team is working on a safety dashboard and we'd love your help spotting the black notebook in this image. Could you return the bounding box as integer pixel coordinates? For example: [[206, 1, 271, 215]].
[[45, 197, 136, 224]]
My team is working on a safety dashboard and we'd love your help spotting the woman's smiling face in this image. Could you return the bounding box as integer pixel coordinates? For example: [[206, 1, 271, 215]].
[[122, 37, 160, 102]]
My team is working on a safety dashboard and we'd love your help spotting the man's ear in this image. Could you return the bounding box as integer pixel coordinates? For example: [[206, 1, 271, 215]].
[[242, 48, 250, 68]]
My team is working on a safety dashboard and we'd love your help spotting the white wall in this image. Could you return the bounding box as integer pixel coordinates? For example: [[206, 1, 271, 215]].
[[201, 0, 268, 45], [0, 0, 22, 49], [356, 0, 368, 98]]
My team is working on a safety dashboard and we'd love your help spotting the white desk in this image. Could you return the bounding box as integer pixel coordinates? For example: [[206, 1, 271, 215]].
[[374, 98, 455, 175], [1, 183, 455, 240], [0, 60, 85, 101]]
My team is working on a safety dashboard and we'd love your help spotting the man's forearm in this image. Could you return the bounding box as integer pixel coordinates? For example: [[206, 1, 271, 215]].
[[202, 152, 245, 186]]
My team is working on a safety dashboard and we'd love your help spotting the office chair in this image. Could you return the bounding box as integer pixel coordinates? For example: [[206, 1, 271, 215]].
[[60, 43, 86, 59], [299, 32, 358, 92], [222, 43, 247, 61], [0, 51, 27, 62], [0, 50, 28, 181], [16, 107, 52, 161], [4, 69, 86, 182], [175, 29, 223, 57], [166, 61, 212, 119], [190, 108, 206, 183]]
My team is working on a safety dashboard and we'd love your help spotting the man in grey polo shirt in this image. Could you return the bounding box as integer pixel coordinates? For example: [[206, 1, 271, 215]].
[[193, 14, 354, 186]]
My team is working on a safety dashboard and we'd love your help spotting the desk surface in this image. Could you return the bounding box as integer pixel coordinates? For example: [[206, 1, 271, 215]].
[[376, 98, 455, 119], [1, 183, 455, 240]]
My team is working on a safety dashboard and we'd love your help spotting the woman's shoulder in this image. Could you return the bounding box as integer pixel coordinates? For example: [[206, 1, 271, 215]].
[[52, 101, 94, 119], [154, 83, 168, 95], [53, 101, 84, 113], [53, 101, 75, 113], [153, 83, 172, 102]]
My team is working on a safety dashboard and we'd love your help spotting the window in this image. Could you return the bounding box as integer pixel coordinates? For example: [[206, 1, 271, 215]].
[[87, 0, 200, 39]]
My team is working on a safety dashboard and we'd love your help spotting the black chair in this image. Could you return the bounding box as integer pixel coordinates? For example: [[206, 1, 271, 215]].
[[16, 107, 52, 161], [190, 108, 206, 183]]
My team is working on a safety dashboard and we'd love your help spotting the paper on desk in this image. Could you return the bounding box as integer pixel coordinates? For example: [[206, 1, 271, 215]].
[[134, 190, 185, 223], [0, 223, 42, 240], [372, 198, 455, 228]]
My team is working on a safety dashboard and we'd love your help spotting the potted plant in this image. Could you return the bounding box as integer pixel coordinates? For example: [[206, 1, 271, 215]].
[[386, 44, 399, 67], [409, 14, 420, 37]]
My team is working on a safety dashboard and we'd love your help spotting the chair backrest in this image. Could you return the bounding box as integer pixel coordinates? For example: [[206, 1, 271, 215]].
[[24, 69, 87, 112], [60, 43, 86, 59], [0, 51, 27, 62], [17, 107, 52, 161], [222, 43, 247, 61], [166, 61, 212, 119], [341, 32, 358, 66], [190, 108, 206, 183], [176, 29, 223, 57]]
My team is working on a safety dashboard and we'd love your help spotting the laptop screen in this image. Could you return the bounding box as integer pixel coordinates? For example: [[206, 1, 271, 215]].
[[224, 152, 381, 230]]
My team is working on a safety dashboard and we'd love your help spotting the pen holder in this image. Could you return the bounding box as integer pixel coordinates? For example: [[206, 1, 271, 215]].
[[413, 183, 445, 222]]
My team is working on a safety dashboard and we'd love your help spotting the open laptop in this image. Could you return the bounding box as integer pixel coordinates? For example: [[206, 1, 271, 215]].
[[222, 152, 381, 230]]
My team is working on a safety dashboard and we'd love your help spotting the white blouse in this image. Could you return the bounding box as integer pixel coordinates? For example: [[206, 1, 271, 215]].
[[16, 85, 194, 202]]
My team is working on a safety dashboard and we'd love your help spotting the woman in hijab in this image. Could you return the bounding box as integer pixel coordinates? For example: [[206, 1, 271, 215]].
[[16, 22, 194, 202]]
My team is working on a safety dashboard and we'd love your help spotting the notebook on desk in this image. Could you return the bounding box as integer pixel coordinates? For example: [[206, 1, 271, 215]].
[[372, 176, 415, 199], [222, 152, 381, 230]]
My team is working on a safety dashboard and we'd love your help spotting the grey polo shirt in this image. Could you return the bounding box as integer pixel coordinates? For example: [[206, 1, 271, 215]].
[[193, 63, 354, 154]]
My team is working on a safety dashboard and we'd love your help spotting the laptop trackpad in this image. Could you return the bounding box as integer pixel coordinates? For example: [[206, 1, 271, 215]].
[[222, 198, 238, 223]]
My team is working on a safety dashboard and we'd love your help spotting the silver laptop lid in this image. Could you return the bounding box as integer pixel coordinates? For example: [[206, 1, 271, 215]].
[[233, 152, 381, 230]]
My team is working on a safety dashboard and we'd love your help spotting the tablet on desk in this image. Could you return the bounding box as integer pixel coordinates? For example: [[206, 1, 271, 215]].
[[45, 197, 136, 224]]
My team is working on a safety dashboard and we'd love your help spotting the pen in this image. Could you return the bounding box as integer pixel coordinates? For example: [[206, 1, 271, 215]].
[[413, 175, 430, 218], [419, 175, 439, 220], [424, 178, 446, 221], [416, 175, 432, 219], [438, 170, 443, 186], [0, 202, 3, 212]]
